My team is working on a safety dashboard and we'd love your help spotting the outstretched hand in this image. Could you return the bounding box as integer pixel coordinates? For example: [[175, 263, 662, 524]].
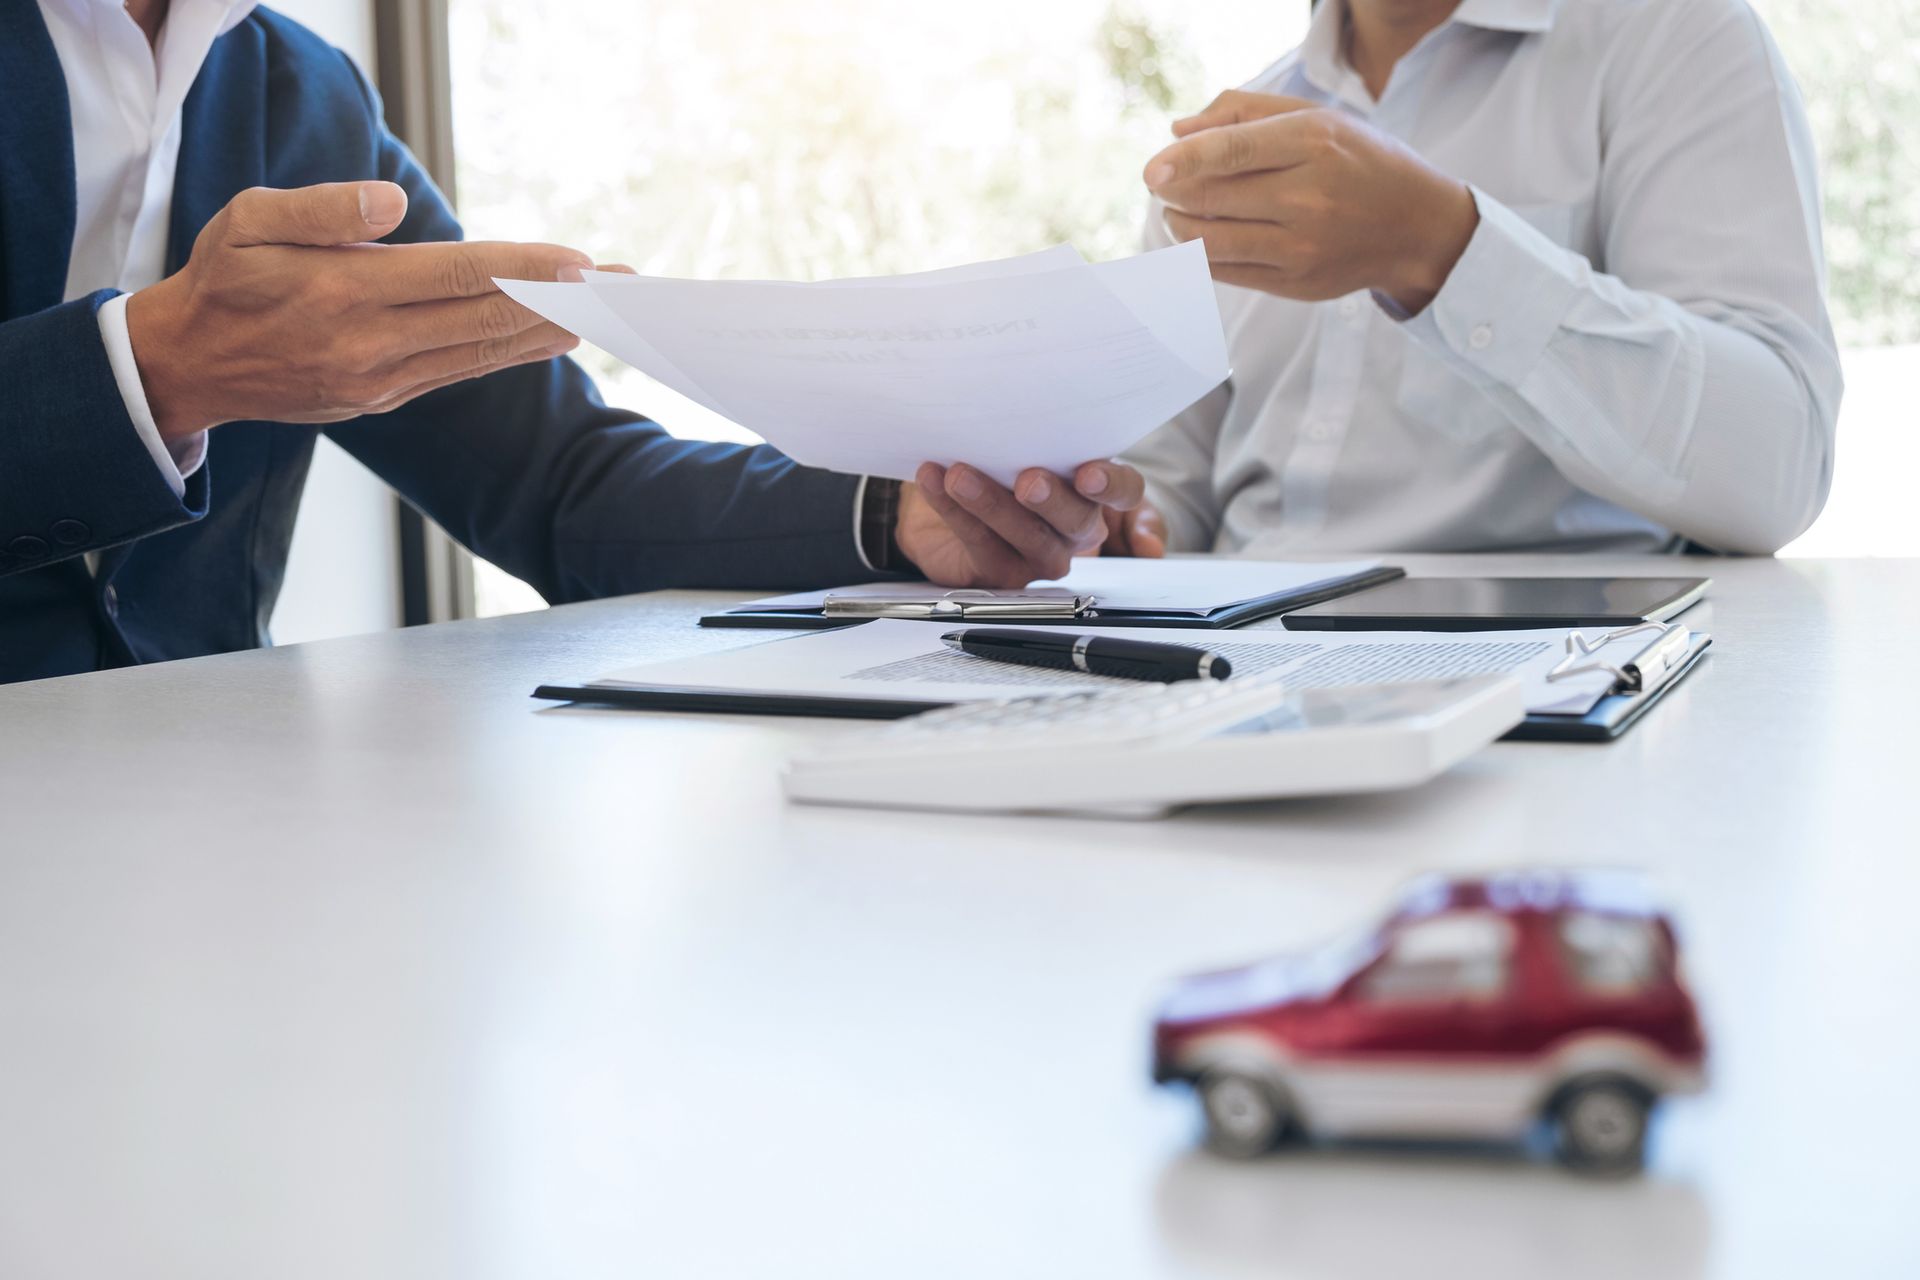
[[127, 181, 595, 439], [896, 459, 1164, 587]]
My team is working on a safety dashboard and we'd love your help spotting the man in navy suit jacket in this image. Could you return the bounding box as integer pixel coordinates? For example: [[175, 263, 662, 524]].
[[0, 0, 1157, 686]]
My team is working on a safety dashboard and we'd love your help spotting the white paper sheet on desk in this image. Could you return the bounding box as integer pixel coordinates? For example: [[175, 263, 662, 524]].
[[734, 557, 1383, 617], [593, 619, 1667, 716], [495, 241, 1228, 485]]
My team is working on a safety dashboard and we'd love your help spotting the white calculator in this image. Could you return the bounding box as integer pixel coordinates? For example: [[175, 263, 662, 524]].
[[781, 674, 1525, 818]]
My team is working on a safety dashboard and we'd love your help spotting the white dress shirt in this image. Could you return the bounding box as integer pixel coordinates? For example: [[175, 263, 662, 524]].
[[1127, 0, 1842, 556], [40, 0, 256, 500]]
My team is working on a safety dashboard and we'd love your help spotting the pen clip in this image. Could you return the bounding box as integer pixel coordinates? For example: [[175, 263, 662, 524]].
[[822, 590, 1095, 619]]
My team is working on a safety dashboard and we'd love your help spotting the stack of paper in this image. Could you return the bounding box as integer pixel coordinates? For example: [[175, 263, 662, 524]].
[[497, 243, 1229, 484], [582, 619, 1661, 718]]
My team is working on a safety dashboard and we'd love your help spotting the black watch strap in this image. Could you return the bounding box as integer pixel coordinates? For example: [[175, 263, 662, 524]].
[[858, 477, 904, 571]]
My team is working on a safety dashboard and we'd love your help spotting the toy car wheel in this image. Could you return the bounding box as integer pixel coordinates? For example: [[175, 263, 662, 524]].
[[1199, 1071, 1290, 1158], [1552, 1080, 1651, 1174]]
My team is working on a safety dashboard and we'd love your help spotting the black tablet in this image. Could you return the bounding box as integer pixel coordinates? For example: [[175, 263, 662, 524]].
[[1279, 576, 1709, 631]]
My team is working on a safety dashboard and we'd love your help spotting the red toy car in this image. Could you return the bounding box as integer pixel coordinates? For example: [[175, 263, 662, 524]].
[[1152, 870, 1707, 1173]]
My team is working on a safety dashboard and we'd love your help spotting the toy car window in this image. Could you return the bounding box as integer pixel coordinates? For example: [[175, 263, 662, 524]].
[[1558, 912, 1661, 993], [1361, 913, 1514, 1003]]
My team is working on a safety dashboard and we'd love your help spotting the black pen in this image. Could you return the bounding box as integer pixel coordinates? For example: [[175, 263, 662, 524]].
[[940, 627, 1232, 684]]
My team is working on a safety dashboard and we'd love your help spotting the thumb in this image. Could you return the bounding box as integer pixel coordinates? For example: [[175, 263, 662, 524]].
[[1128, 507, 1166, 558], [222, 181, 408, 248]]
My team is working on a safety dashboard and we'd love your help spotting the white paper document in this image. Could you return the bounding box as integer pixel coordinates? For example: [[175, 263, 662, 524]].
[[593, 619, 1672, 717], [496, 242, 1229, 485], [732, 557, 1383, 618]]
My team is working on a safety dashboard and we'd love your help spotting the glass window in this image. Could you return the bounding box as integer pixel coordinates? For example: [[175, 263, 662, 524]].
[[1362, 913, 1514, 1004], [1556, 912, 1662, 995], [445, 1, 1920, 615], [446, 0, 1306, 615], [1754, 0, 1920, 558]]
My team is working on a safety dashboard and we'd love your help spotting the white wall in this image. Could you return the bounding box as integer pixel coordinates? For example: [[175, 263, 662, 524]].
[[267, 0, 371, 59], [267, 0, 403, 646]]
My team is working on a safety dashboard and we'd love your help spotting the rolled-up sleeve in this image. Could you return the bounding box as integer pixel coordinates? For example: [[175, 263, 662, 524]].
[[1396, 0, 1842, 554]]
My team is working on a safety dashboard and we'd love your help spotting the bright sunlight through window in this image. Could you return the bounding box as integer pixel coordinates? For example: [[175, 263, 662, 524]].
[[447, 0, 1919, 615]]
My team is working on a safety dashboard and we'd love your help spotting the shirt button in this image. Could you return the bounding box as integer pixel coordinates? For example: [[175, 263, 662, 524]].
[[8, 535, 48, 559], [1339, 297, 1361, 319], [103, 585, 120, 619], [1307, 419, 1335, 442], [1469, 324, 1494, 350]]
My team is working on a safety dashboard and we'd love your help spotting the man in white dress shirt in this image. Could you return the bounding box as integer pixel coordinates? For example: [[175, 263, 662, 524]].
[[1106, 0, 1841, 558]]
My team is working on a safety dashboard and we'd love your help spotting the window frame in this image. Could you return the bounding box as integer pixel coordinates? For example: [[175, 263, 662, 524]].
[[376, 0, 478, 625]]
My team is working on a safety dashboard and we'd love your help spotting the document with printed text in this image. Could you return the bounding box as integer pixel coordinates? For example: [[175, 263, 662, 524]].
[[588, 619, 1673, 717], [496, 242, 1229, 485]]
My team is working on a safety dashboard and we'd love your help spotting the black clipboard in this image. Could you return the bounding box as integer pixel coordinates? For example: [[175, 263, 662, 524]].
[[1506, 632, 1711, 742], [532, 684, 945, 718], [533, 632, 1710, 741], [698, 565, 1407, 631]]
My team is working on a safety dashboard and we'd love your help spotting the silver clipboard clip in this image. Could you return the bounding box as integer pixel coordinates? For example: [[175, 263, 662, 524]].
[[822, 589, 1098, 620], [1545, 620, 1693, 697]]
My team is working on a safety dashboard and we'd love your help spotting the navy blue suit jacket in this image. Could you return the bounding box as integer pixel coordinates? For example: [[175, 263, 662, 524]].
[[0, 2, 873, 685]]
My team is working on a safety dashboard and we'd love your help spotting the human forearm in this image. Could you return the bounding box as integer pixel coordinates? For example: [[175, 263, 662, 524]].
[[328, 354, 878, 600], [1400, 194, 1841, 553]]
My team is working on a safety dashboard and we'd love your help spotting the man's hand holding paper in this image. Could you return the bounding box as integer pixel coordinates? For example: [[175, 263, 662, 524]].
[[498, 242, 1221, 586], [900, 458, 1159, 587], [132, 183, 1167, 592]]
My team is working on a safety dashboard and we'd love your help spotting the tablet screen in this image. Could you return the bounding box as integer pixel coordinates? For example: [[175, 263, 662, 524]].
[[1283, 577, 1707, 629]]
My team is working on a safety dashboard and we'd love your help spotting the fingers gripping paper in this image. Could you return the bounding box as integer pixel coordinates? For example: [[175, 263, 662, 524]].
[[496, 242, 1229, 485]]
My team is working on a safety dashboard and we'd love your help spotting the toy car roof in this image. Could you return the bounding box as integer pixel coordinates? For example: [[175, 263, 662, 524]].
[[1393, 869, 1666, 921]]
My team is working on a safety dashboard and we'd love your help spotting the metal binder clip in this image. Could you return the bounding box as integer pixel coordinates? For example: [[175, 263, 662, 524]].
[[1546, 620, 1691, 694], [821, 589, 1096, 620]]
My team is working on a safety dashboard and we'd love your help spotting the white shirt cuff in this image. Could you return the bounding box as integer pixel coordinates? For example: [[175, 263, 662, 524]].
[[1397, 187, 1586, 388], [97, 292, 206, 500], [851, 473, 876, 572]]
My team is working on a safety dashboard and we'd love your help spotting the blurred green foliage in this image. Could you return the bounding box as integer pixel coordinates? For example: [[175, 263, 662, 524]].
[[1754, 0, 1920, 346], [452, 0, 1914, 352], [1098, 4, 1200, 113]]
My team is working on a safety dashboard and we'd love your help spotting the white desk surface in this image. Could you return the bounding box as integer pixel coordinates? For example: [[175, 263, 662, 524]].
[[1, 553, 1914, 1280]]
